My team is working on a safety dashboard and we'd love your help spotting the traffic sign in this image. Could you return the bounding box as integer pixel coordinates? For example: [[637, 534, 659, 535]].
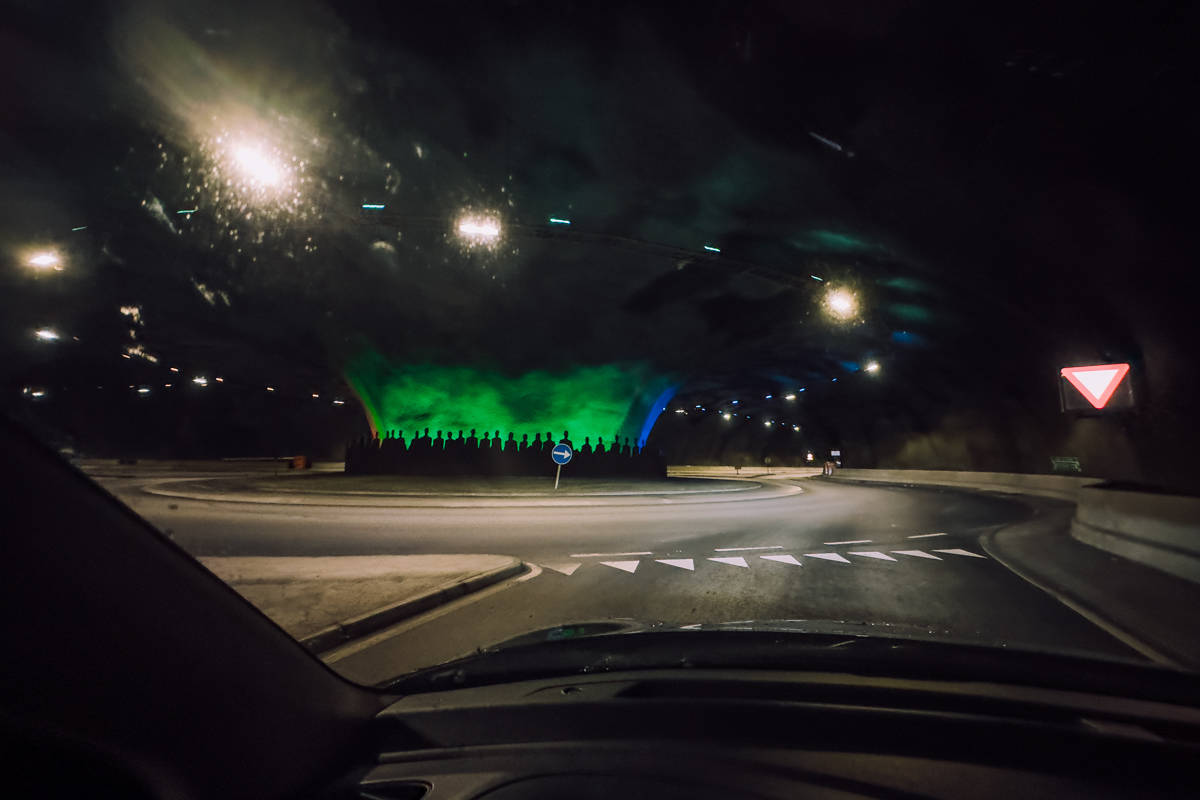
[[551, 443, 573, 465], [1060, 363, 1131, 410]]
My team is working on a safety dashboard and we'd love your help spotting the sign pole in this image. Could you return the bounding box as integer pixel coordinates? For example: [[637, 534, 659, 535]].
[[554, 463, 562, 490]]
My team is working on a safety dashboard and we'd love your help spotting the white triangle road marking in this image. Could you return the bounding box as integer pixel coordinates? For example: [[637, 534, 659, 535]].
[[600, 560, 640, 573], [804, 553, 851, 563], [760, 554, 802, 566], [849, 551, 897, 561], [656, 558, 695, 571], [933, 548, 987, 559], [544, 561, 582, 575], [891, 550, 941, 560], [708, 556, 749, 568]]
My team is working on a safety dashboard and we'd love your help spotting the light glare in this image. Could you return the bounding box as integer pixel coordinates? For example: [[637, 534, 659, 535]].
[[35, 328, 60, 341]]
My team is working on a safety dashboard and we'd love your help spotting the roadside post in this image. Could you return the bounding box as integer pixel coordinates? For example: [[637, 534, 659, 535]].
[[551, 443, 573, 489]]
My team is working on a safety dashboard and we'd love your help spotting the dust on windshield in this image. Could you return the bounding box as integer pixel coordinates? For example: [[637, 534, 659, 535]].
[[4, 0, 1197, 684]]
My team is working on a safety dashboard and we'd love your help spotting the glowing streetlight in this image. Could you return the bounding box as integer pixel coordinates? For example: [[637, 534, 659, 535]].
[[192, 376, 208, 387], [723, 413, 732, 421], [455, 212, 501, 246], [28, 251, 62, 271], [34, 328, 60, 341], [784, 393, 796, 401], [864, 361, 881, 373], [823, 286, 858, 320], [232, 143, 285, 187]]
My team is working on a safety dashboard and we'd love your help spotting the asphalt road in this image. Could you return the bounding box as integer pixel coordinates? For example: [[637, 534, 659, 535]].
[[96, 470, 1139, 684]]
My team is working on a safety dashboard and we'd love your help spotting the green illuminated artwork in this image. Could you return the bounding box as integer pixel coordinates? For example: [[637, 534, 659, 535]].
[[345, 350, 673, 446]]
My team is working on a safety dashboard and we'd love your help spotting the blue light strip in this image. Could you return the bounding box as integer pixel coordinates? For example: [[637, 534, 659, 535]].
[[362, 204, 386, 210], [549, 217, 571, 225], [703, 245, 720, 253]]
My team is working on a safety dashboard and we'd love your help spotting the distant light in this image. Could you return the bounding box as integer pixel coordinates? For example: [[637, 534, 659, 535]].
[[361, 203, 386, 210], [192, 377, 208, 386], [28, 251, 62, 271], [266, 386, 275, 392], [703, 245, 720, 253], [548, 217, 571, 225], [764, 420, 773, 427], [31, 389, 46, 398], [810, 275, 823, 282], [723, 413, 732, 421], [164, 383, 172, 388], [784, 393, 796, 400], [71, 226, 87, 232], [169, 367, 180, 373], [695, 405, 702, 408], [732, 400, 739, 405], [137, 387, 151, 394], [799, 387, 806, 392], [824, 287, 858, 320], [864, 361, 881, 373], [176, 208, 197, 215], [311, 392, 320, 398], [832, 378, 838, 382], [121, 353, 131, 359], [34, 328, 60, 341], [793, 425, 800, 432], [215, 377, 224, 382], [332, 399, 345, 405], [806, 452, 814, 462], [765, 394, 773, 399], [675, 409, 686, 414]]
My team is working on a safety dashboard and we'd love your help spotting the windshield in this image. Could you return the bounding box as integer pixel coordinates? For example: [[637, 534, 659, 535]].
[[4, 0, 1198, 686]]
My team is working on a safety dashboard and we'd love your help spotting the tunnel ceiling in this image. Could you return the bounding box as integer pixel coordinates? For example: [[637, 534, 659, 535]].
[[2, 0, 1196, 428]]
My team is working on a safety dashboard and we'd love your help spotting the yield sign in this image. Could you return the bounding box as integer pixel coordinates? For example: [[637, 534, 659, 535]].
[[1060, 363, 1130, 409]]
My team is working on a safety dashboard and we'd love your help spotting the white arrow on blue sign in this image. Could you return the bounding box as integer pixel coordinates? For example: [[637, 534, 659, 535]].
[[551, 443, 573, 465]]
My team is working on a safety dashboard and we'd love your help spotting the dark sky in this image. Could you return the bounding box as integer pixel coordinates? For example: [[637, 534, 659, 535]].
[[2, 0, 1197, 458]]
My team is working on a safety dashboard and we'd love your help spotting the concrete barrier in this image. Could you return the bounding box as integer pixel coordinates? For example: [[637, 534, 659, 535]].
[[829, 468, 1099, 503], [1070, 485, 1200, 584], [824, 467, 1200, 584]]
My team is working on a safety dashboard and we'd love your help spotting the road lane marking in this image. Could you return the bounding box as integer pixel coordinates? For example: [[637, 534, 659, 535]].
[[600, 560, 641, 573], [933, 548, 987, 559], [713, 545, 783, 551], [891, 550, 941, 560], [824, 539, 871, 545], [656, 558, 695, 571], [570, 551, 652, 558], [907, 533, 947, 539], [849, 551, 897, 561], [544, 561, 582, 575], [804, 553, 852, 563], [760, 554, 802, 566], [708, 556, 749, 568]]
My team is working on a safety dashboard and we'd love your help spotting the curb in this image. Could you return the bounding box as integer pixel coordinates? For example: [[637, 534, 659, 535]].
[[299, 559, 528, 654], [136, 478, 805, 509], [979, 517, 1180, 668]]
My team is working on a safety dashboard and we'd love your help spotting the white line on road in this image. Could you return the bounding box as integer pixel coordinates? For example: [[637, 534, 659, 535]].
[[933, 548, 987, 559], [849, 551, 897, 561], [600, 560, 641, 573], [804, 553, 852, 563], [713, 545, 783, 551], [824, 539, 871, 545], [907, 533, 948, 539], [656, 558, 695, 571], [760, 554, 802, 566], [891, 550, 941, 560], [708, 556, 749, 568], [570, 551, 653, 558]]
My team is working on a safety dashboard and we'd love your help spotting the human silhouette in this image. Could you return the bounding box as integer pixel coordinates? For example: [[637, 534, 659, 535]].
[[492, 429, 502, 450], [543, 432, 554, 454], [581, 437, 592, 455], [621, 437, 631, 457], [466, 428, 478, 449], [518, 433, 528, 452], [560, 430, 574, 449]]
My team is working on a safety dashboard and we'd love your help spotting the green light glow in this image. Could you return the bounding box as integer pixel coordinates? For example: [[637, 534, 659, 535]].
[[792, 229, 879, 254], [888, 303, 934, 323], [345, 350, 672, 446]]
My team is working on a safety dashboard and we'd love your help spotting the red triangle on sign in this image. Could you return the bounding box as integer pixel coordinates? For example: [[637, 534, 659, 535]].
[[1060, 363, 1130, 409]]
